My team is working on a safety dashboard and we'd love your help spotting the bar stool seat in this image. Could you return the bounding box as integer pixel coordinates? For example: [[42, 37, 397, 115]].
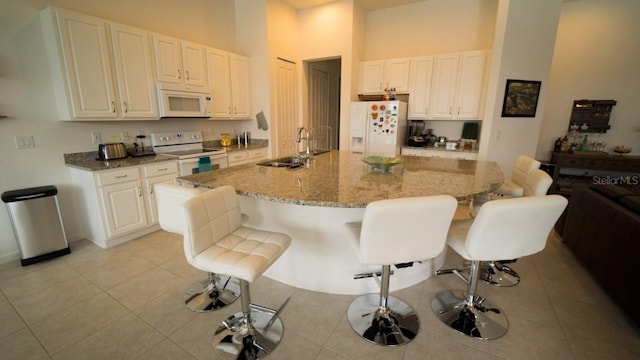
[[155, 183, 241, 312], [346, 195, 457, 346], [181, 185, 291, 359]]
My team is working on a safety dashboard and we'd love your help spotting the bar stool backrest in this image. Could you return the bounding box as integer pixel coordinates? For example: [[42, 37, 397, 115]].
[[464, 195, 567, 261], [359, 195, 458, 265], [523, 169, 553, 197], [511, 155, 541, 188], [155, 183, 203, 235]]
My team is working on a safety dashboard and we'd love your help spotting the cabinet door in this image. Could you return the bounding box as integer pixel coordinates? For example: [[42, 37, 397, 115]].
[[230, 54, 251, 118], [109, 23, 158, 119], [386, 58, 411, 93], [455, 51, 485, 119], [99, 181, 148, 238], [181, 41, 207, 87], [144, 174, 177, 225], [360, 61, 385, 94], [430, 54, 460, 119], [206, 48, 233, 118], [54, 9, 117, 119], [228, 151, 249, 167], [152, 34, 182, 84], [408, 56, 434, 119]]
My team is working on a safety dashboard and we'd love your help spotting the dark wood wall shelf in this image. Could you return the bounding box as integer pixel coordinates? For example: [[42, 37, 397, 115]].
[[568, 99, 616, 133]]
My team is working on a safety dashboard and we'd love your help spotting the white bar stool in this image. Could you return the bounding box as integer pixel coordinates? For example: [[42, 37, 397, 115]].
[[432, 195, 567, 339], [181, 185, 292, 359], [346, 195, 457, 346], [155, 183, 241, 312]]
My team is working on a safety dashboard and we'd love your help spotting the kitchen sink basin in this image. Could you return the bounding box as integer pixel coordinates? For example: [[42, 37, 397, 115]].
[[256, 156, 304, 168], [256, 150, 331, 168]]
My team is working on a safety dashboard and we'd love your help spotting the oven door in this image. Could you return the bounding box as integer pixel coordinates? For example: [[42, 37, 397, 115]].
[[178, 155, 228, 176]]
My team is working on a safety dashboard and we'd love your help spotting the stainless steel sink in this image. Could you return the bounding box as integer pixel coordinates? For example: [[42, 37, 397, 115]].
[[256, 150, 331, 168], [256, 156, 303, 168]]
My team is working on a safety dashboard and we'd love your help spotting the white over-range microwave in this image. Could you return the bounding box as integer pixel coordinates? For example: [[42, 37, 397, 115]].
[[156, 83, 212, 118]]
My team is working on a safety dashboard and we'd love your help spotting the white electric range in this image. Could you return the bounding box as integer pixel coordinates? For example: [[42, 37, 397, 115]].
[[150, 131, 228, 176]]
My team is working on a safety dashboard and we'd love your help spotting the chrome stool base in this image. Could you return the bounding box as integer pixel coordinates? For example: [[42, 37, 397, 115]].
[[431, 289, 508, 340], [480, 262, 520, 287], [347, 294, 419, 346], [185, 274, 241, 312], [212, 309, 284, 360]]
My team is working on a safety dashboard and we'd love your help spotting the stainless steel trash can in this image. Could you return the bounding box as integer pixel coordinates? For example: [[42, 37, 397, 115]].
[[2, 185, 71, 266]]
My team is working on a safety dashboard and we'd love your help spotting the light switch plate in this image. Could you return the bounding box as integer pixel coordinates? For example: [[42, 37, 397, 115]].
[[15, 135, 34, 149]]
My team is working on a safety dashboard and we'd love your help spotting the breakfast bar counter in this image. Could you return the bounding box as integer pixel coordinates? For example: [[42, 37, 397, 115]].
[[178, 151, 504, 294]]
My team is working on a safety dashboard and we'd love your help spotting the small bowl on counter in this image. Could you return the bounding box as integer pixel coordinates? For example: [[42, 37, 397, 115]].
[[362, 156, 403, 172]]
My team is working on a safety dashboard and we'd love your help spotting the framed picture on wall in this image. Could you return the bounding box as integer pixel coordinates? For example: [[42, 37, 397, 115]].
[[501, 79, 542, 117]]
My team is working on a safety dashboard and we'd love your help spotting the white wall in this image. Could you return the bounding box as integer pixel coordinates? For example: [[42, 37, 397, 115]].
[[536, 0, 640, 160], [0, 0, 244, 262], [364, 0, 497, 60], [298, 0, 357, 151], [479, 0, 562, 175]]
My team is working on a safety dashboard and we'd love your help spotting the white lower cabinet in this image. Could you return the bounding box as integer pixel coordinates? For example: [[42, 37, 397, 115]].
[[69, 161, 178, 248], [227, 147, 268, 167]]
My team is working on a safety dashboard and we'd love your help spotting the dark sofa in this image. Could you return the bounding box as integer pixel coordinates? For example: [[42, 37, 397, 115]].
[[560, 183, 640, 326]]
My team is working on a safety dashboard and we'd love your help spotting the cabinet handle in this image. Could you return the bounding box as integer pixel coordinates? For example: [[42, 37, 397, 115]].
[[115, 174, 128, 179], [185, 70, 190, 80], [111, 101, 116, 113], [123, 101, 129, 113], [425, 106, 428, 116], [233, 107, 237, 115], [176, 69, 181, 79], [150, 185, 154, 195], [157, 168, 168, 171], [449, 107, 452, 115], [228, 106, 232, 115], [457, 107, 460, 115], [136, 187, 142, 197]]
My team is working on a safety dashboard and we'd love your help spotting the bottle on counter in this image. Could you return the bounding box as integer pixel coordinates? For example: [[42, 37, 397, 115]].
[[554, 137, 562, 152], [560, 136, 569, 152]]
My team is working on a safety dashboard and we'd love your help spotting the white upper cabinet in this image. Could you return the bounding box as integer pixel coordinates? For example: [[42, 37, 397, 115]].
[[455, 51, 486, 119], [430, 51, 486, 120], [407, 56, 434, 119], [109, 23, 158, 119], [429, 54, 461, 119], [360, 61, 385, 94], [152, 34, 207, 87], [359, 58, 410, 94], [41, 8, 118, 120], [206, 48, 251, 119], [40, 7, 159, 120]]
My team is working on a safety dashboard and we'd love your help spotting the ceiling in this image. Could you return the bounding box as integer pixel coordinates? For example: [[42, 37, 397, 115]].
[[283, 0, 425, 11]]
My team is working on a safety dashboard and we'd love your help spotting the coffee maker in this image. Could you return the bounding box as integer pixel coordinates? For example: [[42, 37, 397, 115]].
[[407, 121, 427, 147]]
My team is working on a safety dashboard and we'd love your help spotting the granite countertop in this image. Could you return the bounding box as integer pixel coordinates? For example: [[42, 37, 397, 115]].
[[177, 150, 504, 208], [64, 140, 269, 171]]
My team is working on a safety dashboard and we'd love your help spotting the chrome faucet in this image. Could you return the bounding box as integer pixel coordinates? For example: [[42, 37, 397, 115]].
[[296, 127, 311, 158]]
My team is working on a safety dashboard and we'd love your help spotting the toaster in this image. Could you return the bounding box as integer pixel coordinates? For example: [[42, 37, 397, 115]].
[[98, 142, 127, 160]]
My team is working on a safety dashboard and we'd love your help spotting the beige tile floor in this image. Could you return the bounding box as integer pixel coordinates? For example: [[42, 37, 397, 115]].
[[1, 230, 639, 360]]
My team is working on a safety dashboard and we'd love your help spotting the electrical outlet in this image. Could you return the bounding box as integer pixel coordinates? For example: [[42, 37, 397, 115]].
[[121, 131, 130, 142], [91, 131, 102, 144], [15, 135, 35, 149]]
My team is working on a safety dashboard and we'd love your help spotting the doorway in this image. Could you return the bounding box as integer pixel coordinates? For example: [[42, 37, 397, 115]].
[[306, 58, 341, 150]]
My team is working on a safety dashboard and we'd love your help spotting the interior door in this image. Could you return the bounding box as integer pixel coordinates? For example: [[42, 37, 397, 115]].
[[274, 58, 298, 157], [309, 64, 330, 150]]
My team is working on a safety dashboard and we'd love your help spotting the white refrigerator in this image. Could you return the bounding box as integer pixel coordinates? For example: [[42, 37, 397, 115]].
[[350, 101, 407, 157]]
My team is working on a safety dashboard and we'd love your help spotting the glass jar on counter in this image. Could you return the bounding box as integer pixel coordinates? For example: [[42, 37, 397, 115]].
[[220, 133, 231, 147]]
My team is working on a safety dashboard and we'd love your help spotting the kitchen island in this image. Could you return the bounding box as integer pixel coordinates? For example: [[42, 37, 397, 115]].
[[178, 151, 503, 294]]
